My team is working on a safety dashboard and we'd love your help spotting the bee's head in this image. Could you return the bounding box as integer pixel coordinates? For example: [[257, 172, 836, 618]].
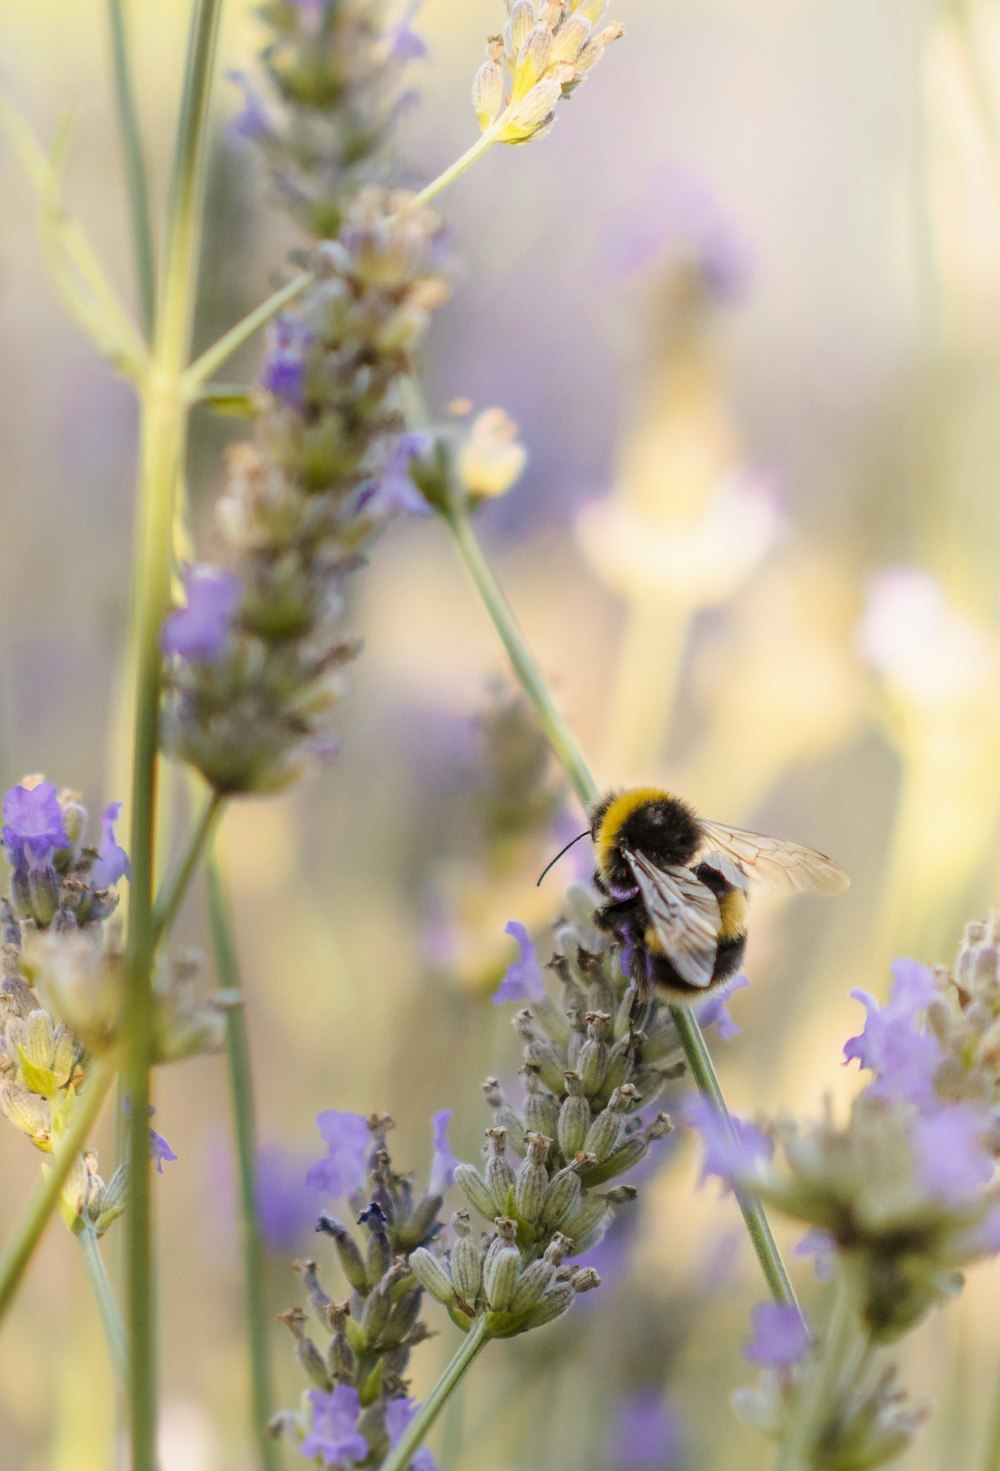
[[593, 789, 702, 890]]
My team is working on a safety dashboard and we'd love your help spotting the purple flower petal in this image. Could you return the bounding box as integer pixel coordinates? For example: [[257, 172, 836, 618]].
[[2, 781, 70, 869], [911, 1103, 994, 1204], [161, 566, 242, 663], [428, 1109, 457, 1197], [794, 1227, 837, 1282], [743, 1302, 811, 1369], [843, 959, 944, 1107], [306, 1111, 371, 1199], [697, 972, 748, 1040], [385, 1398, 437, 1471], [610, 1391, 684, 1469], [685, 1094, 773, 1195], [92, 801, 131, 888], [492, 921, 546, 1006], [255, 1144, 321, 1253], [261, 314, 313, 408], [301, 1385, 369, 1466]]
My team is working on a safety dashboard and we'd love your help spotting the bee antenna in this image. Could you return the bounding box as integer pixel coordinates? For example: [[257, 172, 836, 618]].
[[535, 829, 591, 887]]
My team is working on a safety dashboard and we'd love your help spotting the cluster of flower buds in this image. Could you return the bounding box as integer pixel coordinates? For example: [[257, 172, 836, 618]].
[[272, 1117, 447, 1464], [407, 883, 687, 1338], [0, 779, 132, 1231], [733, 1307, 927, 1471], [472, 0, 624, 144], [161, 191, 450, 793], [232, 0, 426, 238]]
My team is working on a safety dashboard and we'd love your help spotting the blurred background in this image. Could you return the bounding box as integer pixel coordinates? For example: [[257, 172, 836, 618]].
[[3, 0, 1000, 1466]]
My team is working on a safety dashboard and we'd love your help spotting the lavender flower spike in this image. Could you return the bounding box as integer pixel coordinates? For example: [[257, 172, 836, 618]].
[[2, 781, 70, 869]]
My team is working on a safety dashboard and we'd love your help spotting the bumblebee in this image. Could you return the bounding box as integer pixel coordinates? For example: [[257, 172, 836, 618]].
[[588, 787, 849, 1001]]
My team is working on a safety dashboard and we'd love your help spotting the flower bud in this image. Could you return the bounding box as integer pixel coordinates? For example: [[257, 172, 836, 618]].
[[292, 1258, 332, 1322], [456, 1162, 497, 1221], [509, 1257, 555, 1311], [524, 1282, 575, 1328], [450, 1214, 483, 1306], [514, 1133, 551, 1222], [550, 12, 590, 63], [583, 1085, 638, 1163], [504, 3, 535, 65], [316, 1215, 368, 1296], [485, 1127, 517, 1213], [472, 49, 505, 131], [512, 24, 554, 100], [409, 1247, 456, 1306], [558, 1072, 591, 1157], [577, 1012, 611, 1094], [28, 865, 59, 928], [484, 1219, 521, 1311], [278, 1308, 331, 1391], [541, 1162, 583, 1228]]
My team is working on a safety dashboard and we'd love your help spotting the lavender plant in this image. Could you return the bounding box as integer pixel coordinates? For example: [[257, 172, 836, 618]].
[[3, 2, 997, 1470]]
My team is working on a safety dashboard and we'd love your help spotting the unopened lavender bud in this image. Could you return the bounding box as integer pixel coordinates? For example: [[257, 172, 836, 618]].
[[324, 1303, 356, 1382], [51, 1026, 76, 1089], [456, 1163, 497, 1221], [573, 0, 607, 21], [383, 1287, 422, 1347], [575, 21, 624, 73], [562, 1191, 611, 1245], [292, 1259, 332, 1322], [504, 3, 535, 64], [522, 1071, 559, 1142], [566, 1010, 588, 1070], [525, 1282, 575, 1328], [409, 1247, 456, 1305], [1, 1081, 50, 1146], [484, 1222, 521, 1311], [541, 1163, 582, 1227], [514, 25, 554, 99], [484, 1077, 526, 1154], [90, 1162, 128, 1234], [558, 1072, 591, 1157], [23, 1010, 54, 1072], [514, 1011, 566, 1096], [361, 1280, 393, 1343], [584, 1084, 639, 1161], [472, 46, 505, 131], [601, 1033, 640, 1095], [581, 1135, 648, 1185], [550, 11, 591, 62], [316, 1215, 369, 1295], [451, 1213, 483, 1305], [485, 1127, 517, 1213], [278, 1309, 331, 1391], [571, 1266, 601, 1293], [578, 1012, 611, 1094], [514, 1132, 551, 1222], [404, 1192, 443, 1248], [358, 1202, 393, 1286], [510, 1257, 556, 1311], [28, 866, 59, 928]]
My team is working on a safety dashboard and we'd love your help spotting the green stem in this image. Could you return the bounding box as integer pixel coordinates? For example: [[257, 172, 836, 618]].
[[671, 1007, 799, 1311], [123, 4, 225, 1467], [205, 851, 280, 1471], [774, 1285, 856, 1471], [443, 503, 802, 1314], [150, 789, 224, 947], [107, 0, 156, 338], [380, 1318, 491, 1471], [982, 1358, 1000, 1471], [409, 132, 498, 212], [444, 505, 597, 807], [78, 1224, 129, 1382], [182, 271, 311, 392], [0, 1057, 116, 1320]]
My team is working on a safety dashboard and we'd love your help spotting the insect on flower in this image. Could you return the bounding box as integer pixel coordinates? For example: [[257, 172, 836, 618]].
[[540, 788, 849, 1000]]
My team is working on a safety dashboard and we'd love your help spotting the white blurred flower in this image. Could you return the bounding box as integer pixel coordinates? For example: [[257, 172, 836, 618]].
[[857, 569, 998, 707], [456, 407, 528, 501], [576, 468, 783, 606]]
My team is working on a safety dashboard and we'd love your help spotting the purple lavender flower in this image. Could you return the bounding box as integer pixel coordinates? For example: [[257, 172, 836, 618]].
[[697, 972, 748, 1040], [605, 164, 753, 304], [161, 566, 242, 663], [2, 781, 70, 869], [794, 1227, 836, 1282], [356, 432, 434, 520], [91, 801, 131, 888], [743, 1302, 812, 1369], [386, 2, 428, 62], [300, 1385, 369, 1467], [122, 1096, 177, 1173], [385, 1398, 437, 1471], [261, 314, 313, 408], [843, 959, 943, 1107], [610, 1390, 684, 1469], [492, 921, 547, 1006], [911, 1104, 994, 1204], [428, 1109, 457, 1196], [226, 69, 272, 142], [685, 1094, 773, 1195], [306, 1110, 371, 1198], [255, 1144, 321, 1253]]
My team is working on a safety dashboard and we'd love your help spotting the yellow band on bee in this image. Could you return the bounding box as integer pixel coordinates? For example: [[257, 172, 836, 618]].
[[718, 885, 748, 942], [594, 787, 674, 874]]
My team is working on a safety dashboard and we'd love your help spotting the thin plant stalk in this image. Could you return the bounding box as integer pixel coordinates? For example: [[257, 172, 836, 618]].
[[774, 1286, 858, 1471], [602, 597, 689, 775], [443, 500, 802, 1315], [78, 1225, 129, 1383], [0, 1056, 116, 1319], [122, 2, 225, 1465], [379, 1318, 492, 1471], [150, 789, 225, 947], [107, 0, 156, 338], [205, 851, 280, 1471], [409, 131, 498, 211]]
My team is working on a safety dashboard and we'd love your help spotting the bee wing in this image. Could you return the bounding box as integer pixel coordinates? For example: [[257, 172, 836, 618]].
[[696, 820, 850, 897], [623, 848, 721, 990]]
